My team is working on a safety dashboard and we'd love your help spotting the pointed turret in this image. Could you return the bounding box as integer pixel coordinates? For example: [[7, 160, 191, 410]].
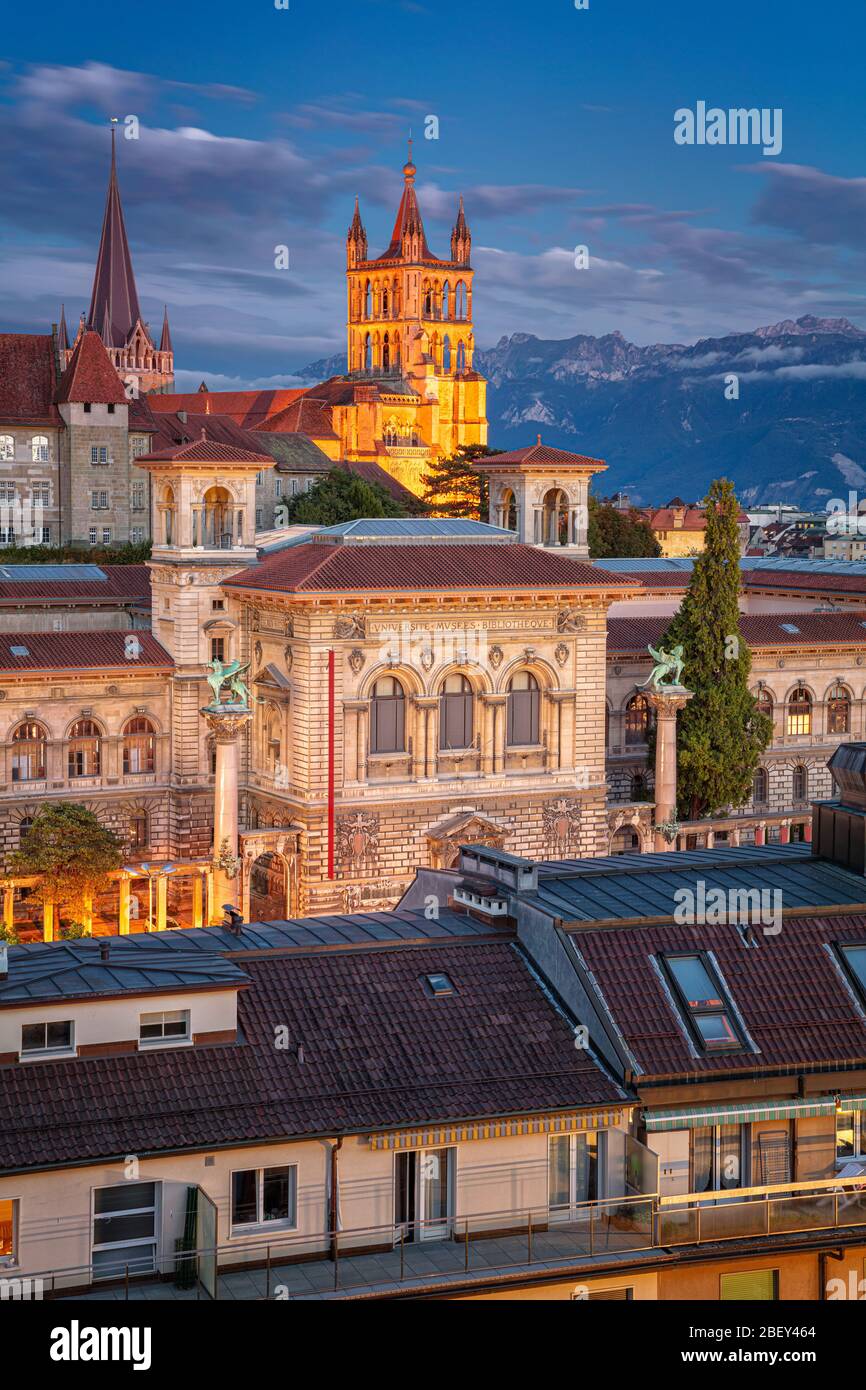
[[87, 124, 147, 350], [451, 195, 471, 265], [159, 305, 173, 354], [58, 304, 70, 352], [380, 141, 439, 264], [347, 197, 368, 268]]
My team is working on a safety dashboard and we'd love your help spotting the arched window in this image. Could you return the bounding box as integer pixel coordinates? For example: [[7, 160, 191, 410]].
[[382, 332, 391, 372], [161, 485, 176, 546], [827, 683, 851, 735], [364, 281, 373, 318], [370, 676, 406, 754], [455, 281, 467, 318], [439, 674, 473, 750], [625, 693, 651, 746], [123, 716, 156, 774], [68, 719, 101, 778], [0, 435, 13, 461], [541, 488, 569, 546], [507, 671, 540, 747], [364, 333, 372, 370], [787, 686, 812, 736], [792, 764, 809, 803], [129, 812, 149, 852], [31, 435, 49, 463], [754, 688, 773, 720], [752, 766, 769, 805], [442, 335, 452, 372], [381, 286, 389, 317], [423, 286, 434, 317], [456, 341, 467, 373], [202, 485, 233, 549], [631, 772, 648, 801], [501, 488, 517, 531], [11, 721, 47, 782]]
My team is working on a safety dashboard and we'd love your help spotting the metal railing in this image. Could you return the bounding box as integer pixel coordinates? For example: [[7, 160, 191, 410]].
[[21, 1175, 866, 1301]]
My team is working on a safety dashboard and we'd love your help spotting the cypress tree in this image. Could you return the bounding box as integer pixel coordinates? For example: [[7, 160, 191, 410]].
[[657, 478, 772, 820], [422, 444, 496, 519]]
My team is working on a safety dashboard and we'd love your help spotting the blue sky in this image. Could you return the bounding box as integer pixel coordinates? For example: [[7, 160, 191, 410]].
[[1, 0, 864, 388]]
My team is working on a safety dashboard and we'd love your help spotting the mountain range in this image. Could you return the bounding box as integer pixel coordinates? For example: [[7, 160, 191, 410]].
[[298, 316, 866, 507]]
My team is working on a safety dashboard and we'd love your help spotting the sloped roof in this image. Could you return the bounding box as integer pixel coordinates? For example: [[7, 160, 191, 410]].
[[0, 334, 60, 426], [147, 388, 307, 429], [224, 541, 639, 596], [0, 565, 150, 606], [0, 938, 623, 1171], [137, 436, 272, 465], [87, 128, 147, 350], [55, 331, 127, 406], [607, 612, 866, 654], [0, 630, 172, 673], [480, 440, 607, 470]]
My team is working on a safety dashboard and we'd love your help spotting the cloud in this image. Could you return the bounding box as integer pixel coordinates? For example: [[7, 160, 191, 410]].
[[748, 163, 866, 249]]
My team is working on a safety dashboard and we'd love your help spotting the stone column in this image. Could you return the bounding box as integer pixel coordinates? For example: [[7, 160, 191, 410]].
[[490, 695, 507, 774], [202, 704, 253, 923], [118, 878, 131, 935], [646, 686, 694, 853]]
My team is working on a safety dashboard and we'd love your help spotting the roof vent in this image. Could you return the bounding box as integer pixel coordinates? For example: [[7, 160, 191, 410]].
[[222, 904, 244, 936], [99, 941, 110, 962]]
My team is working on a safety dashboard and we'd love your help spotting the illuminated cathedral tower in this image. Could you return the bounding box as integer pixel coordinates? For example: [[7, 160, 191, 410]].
[[63, 123, 175, 397], [344, 146, 487, 490]]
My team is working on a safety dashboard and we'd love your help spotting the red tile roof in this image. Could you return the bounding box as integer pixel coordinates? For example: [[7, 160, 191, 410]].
[[0, 631, 171, 674], [744, 570, 866, 595], [54, 331, 127, 406], [224, 541, 639, 596], [573, 913, 866, 1079], [644, 505, 749, 531], [0, 334, 60, 426], [0, 565, 151, 606], [481, 440, 607, 470], [256, 395, 339, 439], [147, 388, 307, 429], [138, 435, 272, 465], [607, 612, 866, 654], [0, 940, 623, 1171]]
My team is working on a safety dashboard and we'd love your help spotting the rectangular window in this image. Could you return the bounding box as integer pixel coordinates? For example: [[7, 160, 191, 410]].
[[0, 1199, 18, 1266], [690, 1124, 746, 1192], [21, 1020, 74, 1056], [230, 1166, 297, 1231], [129, 814, 148, 851], [90, 490, 108, 510], [0, 481, 15, 503], [131, 482, 145, 510], [720, 1269, 778, 1301], [548, 1132, 603, 1215], [139, 1010, 190, 1045], [130, 526, 144, 543], [31, 482, 50, 505], [662, 954, 743, 1052], [836, 1110, 866, 1161], [131, 437, 148, 458], [40, 527, 50, 543], [88, 527, 97, 545], [274, 479, 283, 498], [256, 470, 264, 486], [90, 446, 109, 465], [92, 1182, 158, 1280], [210, 637, 225, 663], [255, 508, 263, 529], [102, 527, 111, 545]]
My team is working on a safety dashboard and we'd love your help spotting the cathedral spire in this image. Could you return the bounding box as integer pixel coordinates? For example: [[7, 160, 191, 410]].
[[451, 194, 471, 264], [87, 121, 146, 350], [382, 145, 434, 262], [159, 305, 173, 353], [347, 196, 368, 267], [58, 304, 69, 352]]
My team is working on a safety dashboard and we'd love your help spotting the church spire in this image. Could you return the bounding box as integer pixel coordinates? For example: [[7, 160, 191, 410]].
[[381, 143, 435, 263], [87, 121, 146, 350], [58, 303, 69, 352], [159, 305, 173, 353], [451, 194, 471, 264], [347, 196, 367, 267]]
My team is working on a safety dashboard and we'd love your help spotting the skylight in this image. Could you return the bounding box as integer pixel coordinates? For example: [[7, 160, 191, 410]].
[[780, 623, 800, 634], [424, 972, 455, 997], [661, 954, 743, 1052], [839, 945, 866, 1002], [10, 645, 29, 657]]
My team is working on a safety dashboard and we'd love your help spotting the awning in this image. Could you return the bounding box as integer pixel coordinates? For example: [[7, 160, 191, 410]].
[[645, 1094, 866, 1132], [368, 1107, 631, 1150]]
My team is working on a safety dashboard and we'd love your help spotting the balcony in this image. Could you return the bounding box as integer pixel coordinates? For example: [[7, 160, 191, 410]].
[[29, 1173, 866, 1301]]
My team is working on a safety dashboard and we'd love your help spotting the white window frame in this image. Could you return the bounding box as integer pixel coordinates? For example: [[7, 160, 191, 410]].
[[836, 1110, 866, 1164], [138, 1009, 191, 1049], [102, 527, 111, 545], [393, 1145, 456, 1242], [88, 527, 98, 545], [19, 1018, 75, 1060], [548, 1131, 608, 1219], [91, 1181, 160, 1282], [229, 1164, 298, 1236]]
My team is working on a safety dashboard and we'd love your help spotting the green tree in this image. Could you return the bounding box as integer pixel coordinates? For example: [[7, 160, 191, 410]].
[[9, 804, 123, 921], [654, 478, 772, 820], [588, 495, 661, 559], [283, 469, 410, 526], [422, 444, 498, 519]]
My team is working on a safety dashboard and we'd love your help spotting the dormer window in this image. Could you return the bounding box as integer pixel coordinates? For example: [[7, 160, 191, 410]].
[[139, 1009, 190, 1047], [661, 954, 743, 1052], [21, 1020, 74, 1058], [424, 972, 455, 997]]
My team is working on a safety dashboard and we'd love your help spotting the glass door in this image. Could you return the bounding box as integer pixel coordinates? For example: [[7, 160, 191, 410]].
[[394, 1148, 454, 1243]]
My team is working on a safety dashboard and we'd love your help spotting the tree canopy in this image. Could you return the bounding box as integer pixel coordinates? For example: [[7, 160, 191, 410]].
[[8, 803, 124, 918], [422, 444, 497, 519], [588, 495, 661, 559], [655, 478, 772, 820], [281, 469, 412, 526]]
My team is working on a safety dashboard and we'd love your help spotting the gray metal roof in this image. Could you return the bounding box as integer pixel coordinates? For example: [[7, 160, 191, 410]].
[[0, 564, 107, 583], [149, 907, 500, 955], [596, 556, 866, 578], [0, 936, 249, 1005], [525, 844, 866, 923], [323, 518, 517, 541]]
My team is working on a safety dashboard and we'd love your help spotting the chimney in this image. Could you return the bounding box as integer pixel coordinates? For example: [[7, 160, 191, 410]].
[[813, 744, 866, 873], [177, 410, 187, 424], [451, 844, 537, 920], [100, 941, 110, 962]]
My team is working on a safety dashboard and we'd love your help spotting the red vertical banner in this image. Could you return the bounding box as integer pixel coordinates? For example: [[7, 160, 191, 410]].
[[328, 649, 335, 879]]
